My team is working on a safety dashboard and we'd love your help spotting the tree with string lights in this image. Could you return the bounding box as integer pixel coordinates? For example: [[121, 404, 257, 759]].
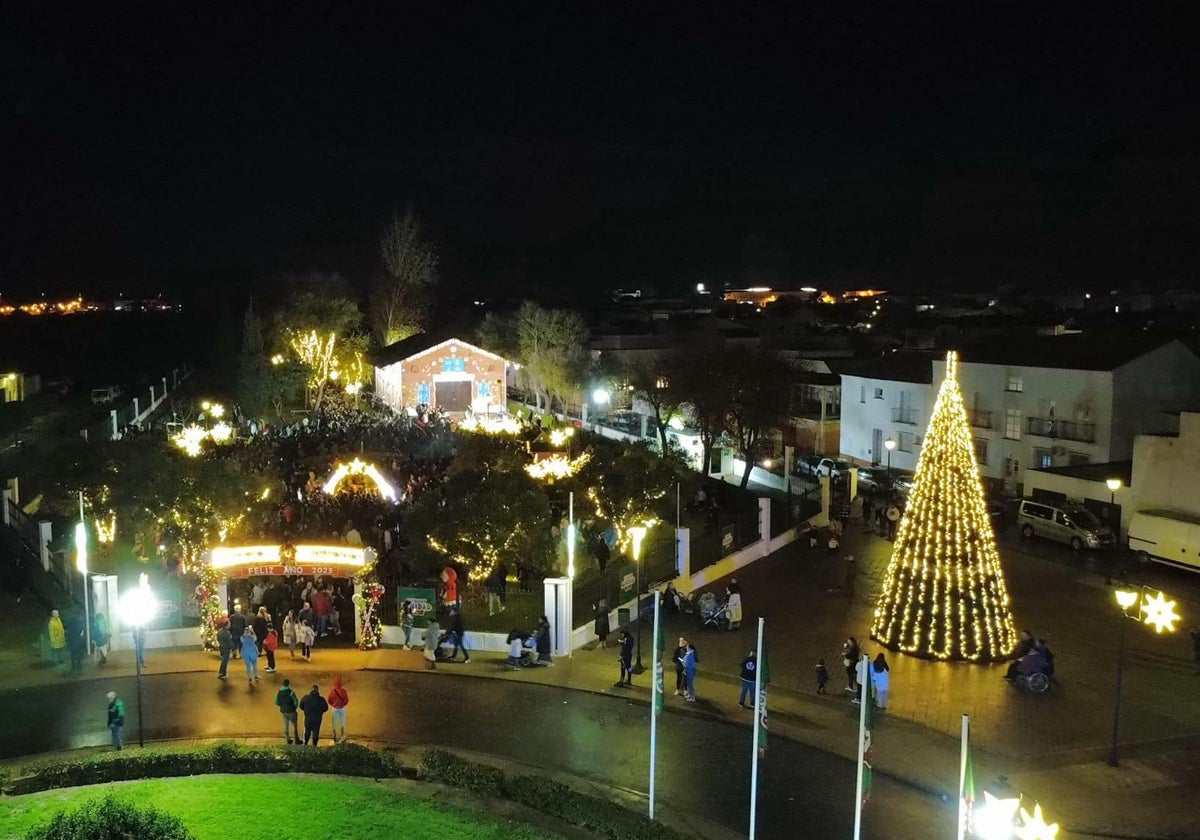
[[871, 351, 1018, 662]]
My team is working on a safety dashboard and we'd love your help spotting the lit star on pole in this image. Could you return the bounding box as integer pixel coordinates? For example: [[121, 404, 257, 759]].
[[1014, 802, 1059, 840], [974, 791, 1021, 840], [1139, 591, 1181, 634]]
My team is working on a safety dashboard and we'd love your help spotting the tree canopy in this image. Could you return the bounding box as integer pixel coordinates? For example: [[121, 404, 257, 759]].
[[372, 208, 439, 346]]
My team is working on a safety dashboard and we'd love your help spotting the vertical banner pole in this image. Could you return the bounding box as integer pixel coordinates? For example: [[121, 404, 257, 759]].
[[649, 594, 661, 819], [852, 653, 869, 840], [957, 714, 970, 840], [749, 616, 765, 839]]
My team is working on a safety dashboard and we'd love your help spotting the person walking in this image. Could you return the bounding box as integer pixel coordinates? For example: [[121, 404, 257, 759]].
[[447, 608, 470, 663], [423, 618, 441, 669], [535, 615, 554, 666], [738, 650, 758, 708], [299, 619, 316, 661], [299, 684, 329, 746], [842, 637, 860, 693], [853, 650, 872, 704], [263, 626, 279, 673], [228, 607, 247, 659], [252, 607, 270, 654], [843, 554, 858, 597], [886, 503, 900, 540], [67, 612, 87, 674], [132, 623, 146, 670], [725, 587, 743, 631], [862, 496, 874, 533], [815, 658, 830, 694], [327, 676, 349, 743], [216, 617, 233, 680], [282, 610, 297, 659], [593, 599, 610, 649], [240, 625, 260, 685], [106, 690, 125, 751], [275, 678, 300, 744], [614, 629, 634, 687], [400, 600, 415, 650], [47, 610, 67, 665], [871, 653, 891, 711], [681, 642, 697, 702], [673, 637, 689, 696], [92, 613, 111, 666]]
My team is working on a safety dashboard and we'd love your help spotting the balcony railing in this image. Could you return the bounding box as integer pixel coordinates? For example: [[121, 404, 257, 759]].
[[967, 409, 993, 429], [1025, 416, 1095, 443], [891, 407, 919, 425]]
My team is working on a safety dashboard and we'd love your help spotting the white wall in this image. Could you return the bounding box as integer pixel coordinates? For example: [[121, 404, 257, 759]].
[[1111, 341, 1200, 460], [838, 374, 928, 473], [1132, 412, 1200, 516]]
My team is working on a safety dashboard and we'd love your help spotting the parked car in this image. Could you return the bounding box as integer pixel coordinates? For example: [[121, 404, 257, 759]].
[[856, 467, 890, 492], [814, 458, 853, 478], [1017, 500, 1114, 551], [90, 386, 121, 405], [794, 455, 822, 477]]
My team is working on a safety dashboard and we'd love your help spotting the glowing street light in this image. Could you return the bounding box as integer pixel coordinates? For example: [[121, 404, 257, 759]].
[[883, 436, 896, 481], [629, 525, 649, 673], [1106, 477, 1121, 505], [120, 579, 157, 748], [592, 388, 611, 405], [1109, 587, 1179, 766]]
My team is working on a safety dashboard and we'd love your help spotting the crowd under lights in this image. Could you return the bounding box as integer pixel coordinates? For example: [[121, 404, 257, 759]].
[[871, 351, 1018, 662]]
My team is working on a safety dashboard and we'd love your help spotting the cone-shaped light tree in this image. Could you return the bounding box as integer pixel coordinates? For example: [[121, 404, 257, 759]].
[[871, 351, 1018, 662]]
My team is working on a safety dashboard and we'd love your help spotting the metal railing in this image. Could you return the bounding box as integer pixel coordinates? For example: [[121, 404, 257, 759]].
[[968, 409, 994, 429], [891, 407, 919, 425], [1025, 416, 1095, 443]]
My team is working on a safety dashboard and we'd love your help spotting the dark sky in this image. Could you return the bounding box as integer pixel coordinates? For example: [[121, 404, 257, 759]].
[[2, 4, 1197, 303]]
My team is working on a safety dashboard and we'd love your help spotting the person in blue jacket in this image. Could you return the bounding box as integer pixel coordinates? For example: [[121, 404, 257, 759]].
[[240, 625, 260, 685], [681, 642, 698, 702]]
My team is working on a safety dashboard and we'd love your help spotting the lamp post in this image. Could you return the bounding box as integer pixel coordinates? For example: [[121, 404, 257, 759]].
[[1108, 587, 1180, 767], [629, 525, 648, 673], [1106, 477, 1121, 506], [119, 581, 157, 748], [884, 437, 896, 483]]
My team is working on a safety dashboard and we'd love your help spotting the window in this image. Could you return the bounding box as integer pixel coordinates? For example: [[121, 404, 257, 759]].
[[873, 387, 884, 400], [974, 438, 989, 465], [860, 384, 866, 404], [1004, 457, 1020, 477], [898, 432, 914, 453], [1006, 374, 1023, 393], [1004, 409, 1022, 440], [1022, 502, 1052, 520], [1068, 451, 1090, 466], [1033, 447, 1053, 469]]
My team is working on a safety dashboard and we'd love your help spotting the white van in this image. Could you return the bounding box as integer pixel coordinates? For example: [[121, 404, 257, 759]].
[[1127, 510, 1200, 573]]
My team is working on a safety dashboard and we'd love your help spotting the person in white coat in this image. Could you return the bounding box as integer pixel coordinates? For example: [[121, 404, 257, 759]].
[[871, 652, 891, 710], [724, 587, 743, 630]]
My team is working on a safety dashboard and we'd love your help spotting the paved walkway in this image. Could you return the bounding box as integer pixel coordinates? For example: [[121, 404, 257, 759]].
[[6, 524, 1200, 838]]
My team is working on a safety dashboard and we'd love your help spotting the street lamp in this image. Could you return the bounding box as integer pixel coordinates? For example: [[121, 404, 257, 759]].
[[883, 437, 896, 482], [1106, 477, 1121, 505], [1108, 587, 1180, 767], [629, 525, 648, 673], [120, 581, 157, 748], [75, 519, 90, 654]]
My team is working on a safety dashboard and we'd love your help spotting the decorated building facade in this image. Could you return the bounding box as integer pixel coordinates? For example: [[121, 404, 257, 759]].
[[372, 334, 509, 416]]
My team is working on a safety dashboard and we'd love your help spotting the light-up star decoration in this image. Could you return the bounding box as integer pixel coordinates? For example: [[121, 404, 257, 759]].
[[1014, 802, 1059, 840], [973, 792, 1020, 840], [322, 458, 398, 503], [1139, 591, 1181, 634]]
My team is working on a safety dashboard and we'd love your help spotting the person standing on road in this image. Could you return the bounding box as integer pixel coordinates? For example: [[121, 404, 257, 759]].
[[681, 642, 697, 702], [67, 612, 87, 674], [275, 678, 300, 744], [240, 625, 260, 685], [47, 610, 67, 665], [593, 599, 610, 649], [263, 626, 279, 673], [327, 676, 349, 743], [842, 638, 860, 693], [92, 612, 110, 666], [106, 690, 125, 751], [228, 607, 247, 659], [299, 684, 329, 746], [252, 607, 270, 654], [447, 608, 471, 663], [886, 503, 900, 540], [815, 658, 829, 694], [615, 628, 634, 687], [423, 618, 441, 669], [282, 610, 297, 659], [132, 623, 146, 670], [535, 615, 554, 666], [299, 619, 316, 661], [871, 653, 890, 710], [843, 554, 858, 597], [738, 650, 758, 707], [725, 587, 743, 631], [862, 496, 874, 533], [216, 617, 233, 680], [400, 600, 415, 650], [853, 650, 871, 704], [673, 636, 689, 696]]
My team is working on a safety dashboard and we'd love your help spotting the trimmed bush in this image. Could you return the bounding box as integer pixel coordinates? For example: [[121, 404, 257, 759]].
[[4, 742, 400, 796], [26, 794, 194, 840], [417, 749, 505, 796]]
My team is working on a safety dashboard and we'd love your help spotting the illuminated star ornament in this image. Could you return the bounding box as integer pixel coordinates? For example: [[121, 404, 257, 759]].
[[1014, 802, 1060, 840], [973, 791, 1020, 840], [1140, 591, 1181, 634], [871, 351, 1018, 661]]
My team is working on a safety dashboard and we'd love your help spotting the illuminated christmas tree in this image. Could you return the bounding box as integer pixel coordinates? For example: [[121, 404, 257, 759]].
[[871, 351, 1017, 662]]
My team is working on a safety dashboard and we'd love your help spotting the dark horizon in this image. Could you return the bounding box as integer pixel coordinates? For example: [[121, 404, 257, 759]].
[[3, 5, 1198, 303]]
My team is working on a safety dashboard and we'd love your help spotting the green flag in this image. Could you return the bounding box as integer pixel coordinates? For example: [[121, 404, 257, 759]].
[[756, 633, 770, 753], [960, 741, 976, 835], [860, 675, 874, 804], [653, 598, 664, 714]]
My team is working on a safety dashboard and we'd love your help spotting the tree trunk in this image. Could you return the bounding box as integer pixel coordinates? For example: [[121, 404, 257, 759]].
[[739, 429, 756, 488], [739, 455, 754, 488], [654, 408, 669, 456]]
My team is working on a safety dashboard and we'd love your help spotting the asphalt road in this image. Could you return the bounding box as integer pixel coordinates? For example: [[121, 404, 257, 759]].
[[2, 670, 949, 840]]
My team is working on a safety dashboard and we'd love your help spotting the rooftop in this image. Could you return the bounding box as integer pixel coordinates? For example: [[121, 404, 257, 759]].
[[371, 334, 505, 368], [841, 352, 935, 384], [953, 334, 1187, 372], [1028, 460, 1133, 487]]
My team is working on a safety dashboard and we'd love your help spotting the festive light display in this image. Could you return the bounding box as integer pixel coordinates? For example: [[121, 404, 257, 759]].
[[1139, 591, 1181, 634], [196, 563, 223, 650], [871, 351, 1017, 662], [974, 792, 1021, 840], [322, 458, 399, 502], [1014, 802, 1059, 840], [525, 451, 592, 481], [353, 578, 385, 650], [459, 414, 522, 435], [95, 511, 117, 544], [171, 424, 210, 457]]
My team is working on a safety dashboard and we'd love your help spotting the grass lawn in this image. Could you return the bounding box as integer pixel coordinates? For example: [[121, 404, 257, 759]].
[[0, 774, 564, 840]]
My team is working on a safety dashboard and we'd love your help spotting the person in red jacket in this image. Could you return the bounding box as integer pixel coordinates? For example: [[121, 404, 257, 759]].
[[327, 676, 350, 743], [312, 588, 332, 638], [263, 626, 279, 673]]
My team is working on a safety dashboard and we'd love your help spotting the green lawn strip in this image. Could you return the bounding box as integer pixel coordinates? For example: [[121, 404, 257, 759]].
[[0, 775, 562, 840]]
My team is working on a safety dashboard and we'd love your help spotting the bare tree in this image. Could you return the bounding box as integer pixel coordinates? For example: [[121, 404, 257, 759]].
[[726, 347, 794, 488], [624, 353, 682, 456], [372, 208, 438, 346]]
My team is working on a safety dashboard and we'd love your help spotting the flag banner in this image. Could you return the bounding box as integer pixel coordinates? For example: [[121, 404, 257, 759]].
[[859, 663, 874, 805], [757, 635, 770, 753], [653, 596, 665, 715], [959, 733, 976, 838]]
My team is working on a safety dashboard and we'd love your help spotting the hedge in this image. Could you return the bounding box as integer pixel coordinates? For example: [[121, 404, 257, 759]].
[[418, 749, 689, 840], [26, 795, 195, 840], [3, 742, 401, 796]]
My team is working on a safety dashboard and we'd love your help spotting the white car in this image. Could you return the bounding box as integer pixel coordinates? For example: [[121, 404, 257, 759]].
[[814, 458, 853, 478], [90, 386, 121, 405]]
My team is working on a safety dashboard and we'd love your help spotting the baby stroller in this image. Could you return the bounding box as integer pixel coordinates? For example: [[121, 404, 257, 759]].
[[505, 629, 538, 669], [697, 592, 729, 631]]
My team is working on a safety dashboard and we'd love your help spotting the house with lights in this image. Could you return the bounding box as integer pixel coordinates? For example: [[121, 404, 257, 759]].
[[839, 336, 1200, 490], [372, 334, 510, 416]]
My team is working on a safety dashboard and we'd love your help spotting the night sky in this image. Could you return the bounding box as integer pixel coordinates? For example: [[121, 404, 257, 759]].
[[2, 5, 1197, 304]]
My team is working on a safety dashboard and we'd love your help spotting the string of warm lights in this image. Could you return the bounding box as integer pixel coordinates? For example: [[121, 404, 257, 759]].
[[871, 351, 1018, 662], [525, 451, 592, 481], [459, 414, 523, 435]]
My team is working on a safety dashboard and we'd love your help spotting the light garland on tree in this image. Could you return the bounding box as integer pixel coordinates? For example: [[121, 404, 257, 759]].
[[352, 576, 385, 650], [459, 414, 522, 435], [525, 451, 592, 481], [871, 351, 1017, 662], [196, 562, 223, 650]]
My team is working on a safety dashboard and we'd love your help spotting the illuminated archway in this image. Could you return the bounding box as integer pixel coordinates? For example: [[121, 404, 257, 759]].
[[321, 458, 399, 502]]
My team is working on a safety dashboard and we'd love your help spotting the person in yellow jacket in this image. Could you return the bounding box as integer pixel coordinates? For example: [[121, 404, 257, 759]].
[[48, 609, 67, 664]]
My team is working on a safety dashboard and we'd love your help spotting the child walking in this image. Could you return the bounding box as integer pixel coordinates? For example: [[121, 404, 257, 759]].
[[815, 658, 829, 694]]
